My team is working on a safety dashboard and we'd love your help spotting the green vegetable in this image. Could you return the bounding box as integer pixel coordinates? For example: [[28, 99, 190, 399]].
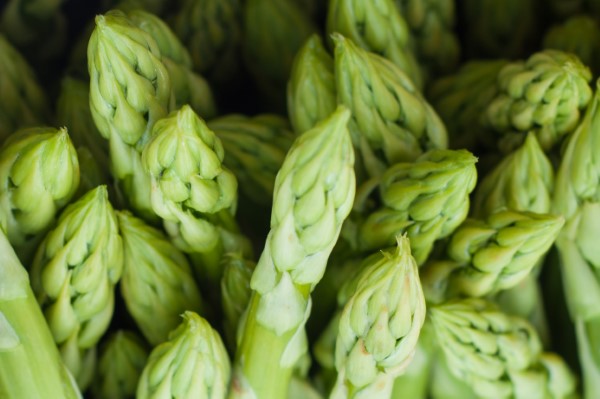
[[0, 228, 82, 398], [92, 330, 149, 399], [287, 34, 336, 135], [330, 236, 426, 398], [231, 107, 355, 399], [0, 127, 80, 264], [137, 311, 231, 399], [118, 210, 206, 346], [333, 34, 447, 179], [30, 185, 123, 389]]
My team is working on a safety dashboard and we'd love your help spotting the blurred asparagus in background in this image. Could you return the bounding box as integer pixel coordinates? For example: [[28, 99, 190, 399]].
[[0, 127, 80, 265]]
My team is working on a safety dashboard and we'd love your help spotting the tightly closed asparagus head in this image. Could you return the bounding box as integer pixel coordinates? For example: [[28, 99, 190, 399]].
[[117, 210, 206, 347], [543, 15, 600, 76], [29, 185, 123, 389], [394, 0, 460, 80], [327, 0, 422, 88], [242, 0, 316, 112], [0, 228, 82, 398], [92, 330, 149, 399], [460, 0, 539, 59], [472, 133, 554, 218], [0, 34, 51, 143], [356, 149, 477, 264], [333, 34, 447, 179], [208, 114, 295, 206], [331, 236, 426, 399], [137, 311, 231, 399], [231, 107, 355, 399], [428, 209, 564, 299], [220, 252, 255, 352], [429, 298, 577, 399], [485, 50, 593, 152], [87, 9, 172, 220], [126, 8, 218, 119], [287, 34, 336, 135], [169, 0, 242, 88], [428, 59, 509, 151], [0, 127, 80, 263], [142, 105, 249, 283]]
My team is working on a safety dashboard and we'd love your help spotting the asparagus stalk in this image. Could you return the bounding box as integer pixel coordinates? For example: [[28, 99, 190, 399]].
[[230, 107, 355, 399], [0, 228, 82, 398]]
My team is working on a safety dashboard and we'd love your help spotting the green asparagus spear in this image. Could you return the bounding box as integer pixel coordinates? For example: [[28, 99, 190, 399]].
[[0, 127, 80, 264], [29, 185, 123, 389], [230, 106, 355, 399], [0, 228, 82, 398], [117, 210, 206, 346], [137, 311, 231, 398]]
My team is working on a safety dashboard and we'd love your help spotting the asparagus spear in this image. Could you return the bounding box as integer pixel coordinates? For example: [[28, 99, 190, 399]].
[[230, 107, 355, 399], [117, 210, 206, 346], [0, 227, 82, 398], [137, 311, 231, 398], [29, 185, 123, 389]]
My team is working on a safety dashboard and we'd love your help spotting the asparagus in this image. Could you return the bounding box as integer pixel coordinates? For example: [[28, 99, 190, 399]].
[[117, 210, 206, 346], [242, 0, 316, 111], [137, 311, 231, 398], [0, 228, 82, 398], [333, 34, 447, 179], [230, 107, 355, 399], [29, 185, 123, 389], [87, 9, 172, 222], [0, 127, 80, 264], [429, 298, 577, 398], [485, 50, 593, 152], [330, 236, 426, 398], [208, 114, 295, 207], [422, 209, 564, 301], [327, 0, 422, 88], [353, 149, 477, 264], [287, 34, 336, 135], [0, 34, 51, 143], [428, 59, 509, 151], [92, 330, 149, 399]]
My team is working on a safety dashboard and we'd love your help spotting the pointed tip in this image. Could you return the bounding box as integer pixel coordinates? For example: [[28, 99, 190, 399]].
[[394, 233, 412, 258]]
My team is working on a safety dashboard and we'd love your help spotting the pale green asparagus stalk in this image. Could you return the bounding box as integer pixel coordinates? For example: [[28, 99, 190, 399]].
[[330, 236, 426, 398], [142, 105, 251, 284], [0, 127, 80, 264], [428, 59, 509, 151], [0, 228, 82, 398], [29, 185, 123, 390], [137, 311, 231, 399], [422, 209, 564, 301], [287, 34, 336, 135], [208, 114, 295, 207], [543, 15, 600, 76], [117, 210, 206, 346], [242, 0, 317, 112], [126, 8, 218, 119], [485, 50, 593, 152], [221, 252, 255, 352], [169, 0, 242, 90], [87, 10, 173, 221], [0, 34, 51, 142], [394, 0, 460, 80], [552, 79, 600, 398], [92, 330, 149, 399], [429, 298, 578, 398], [327, 0, 422, 88], [230, 107, 355, 399], [352, 149, 477, 265], [333, 34, 447, 179]]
